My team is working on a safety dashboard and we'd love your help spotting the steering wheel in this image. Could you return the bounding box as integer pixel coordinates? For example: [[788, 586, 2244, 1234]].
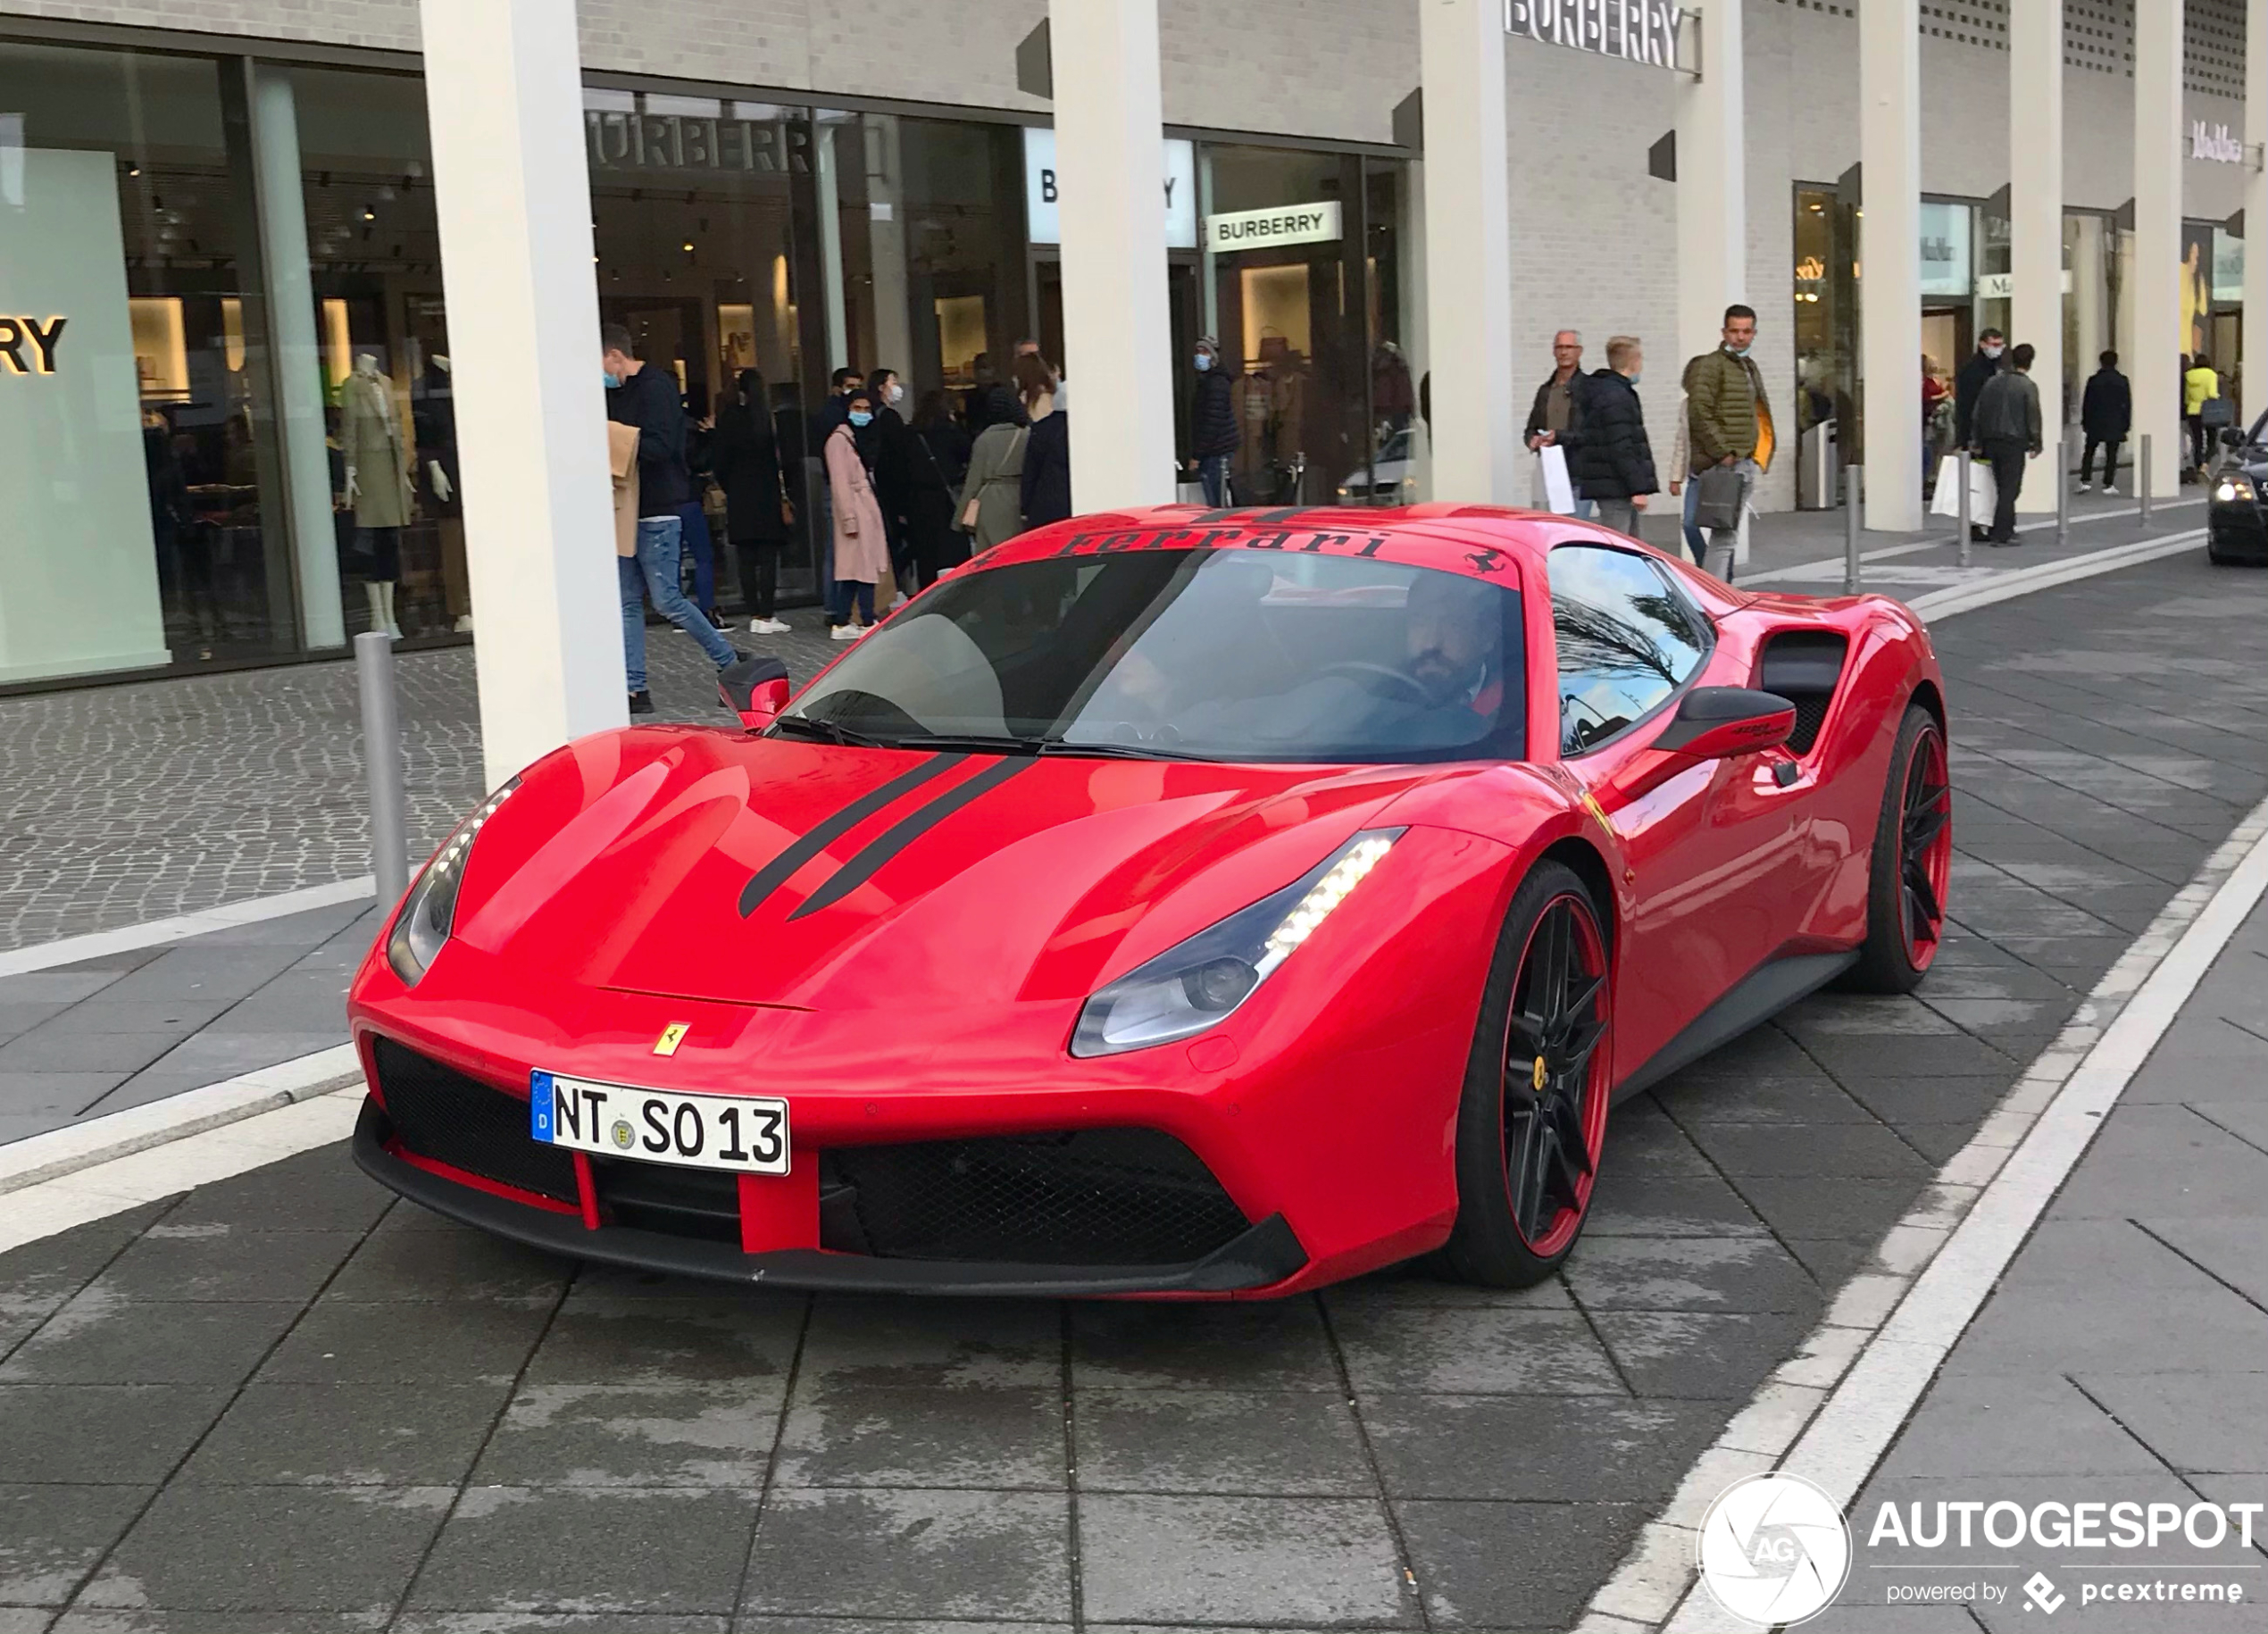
[[1317, 661, 1433, 703]]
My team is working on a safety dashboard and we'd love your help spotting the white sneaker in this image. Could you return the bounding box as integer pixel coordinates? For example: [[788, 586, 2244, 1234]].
[[830, 622, 864, 641], [748, 617, 791, 635], [2075, 481, 2091, 493], [2102, 485, 2118, 496], [453, 614, 474, 633]]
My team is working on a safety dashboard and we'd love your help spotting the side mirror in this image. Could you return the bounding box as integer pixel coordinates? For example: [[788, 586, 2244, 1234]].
[[718, 653, 791, 730], [1653, 686, 1797, 759], [2222, 427, 2247, 449]]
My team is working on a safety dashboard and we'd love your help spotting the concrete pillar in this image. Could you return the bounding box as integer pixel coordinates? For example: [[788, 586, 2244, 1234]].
[[2247, 0, 2268, 421], [1676, 0, 1747, 375], [1419, 0, 1518, 503], [419, 0, 627, 788], [2133, 0, 2185, 497], [1047, 0, 1176, 510], [246, 66, 346, 649], [2071, 213, 2108, 396], [2010, 0, 2064, 509], [1859, 0, 1924, 531]]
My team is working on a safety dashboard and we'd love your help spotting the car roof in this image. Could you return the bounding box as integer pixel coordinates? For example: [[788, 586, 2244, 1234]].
[[973, 504, 1653, 586]]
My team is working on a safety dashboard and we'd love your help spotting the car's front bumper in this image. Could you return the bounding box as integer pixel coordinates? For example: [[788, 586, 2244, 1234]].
[[2210, 502, 2268, 561], [354, 1096, 1307, 1296]]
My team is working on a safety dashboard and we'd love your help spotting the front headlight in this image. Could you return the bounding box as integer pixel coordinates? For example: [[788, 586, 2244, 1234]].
[[1070, 830, 1402, 1057], [2214, 475, 2256, 504], [386, 778, 519, 986]]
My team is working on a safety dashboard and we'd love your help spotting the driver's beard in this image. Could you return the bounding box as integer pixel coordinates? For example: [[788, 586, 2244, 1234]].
[[1408, 651, 1468, 708]]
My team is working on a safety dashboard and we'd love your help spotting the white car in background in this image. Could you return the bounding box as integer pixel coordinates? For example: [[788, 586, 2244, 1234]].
[[1335, 428, 1418, 505]]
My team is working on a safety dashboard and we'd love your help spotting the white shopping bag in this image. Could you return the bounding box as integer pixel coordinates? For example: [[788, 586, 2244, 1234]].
[[1927, 454, 1995, 520], [1538, 444, 1577, 514], [1175, 479, 1207, 505]]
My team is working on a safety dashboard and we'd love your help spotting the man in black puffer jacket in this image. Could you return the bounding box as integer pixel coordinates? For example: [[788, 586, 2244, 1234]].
[[1184, 336, 1239, 505], [1564, 336, 1659, 538]]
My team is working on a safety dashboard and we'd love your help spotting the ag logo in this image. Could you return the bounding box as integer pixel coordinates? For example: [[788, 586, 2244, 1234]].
[[609, 1117, 635, 1151], [1697, 1472, 1851, 1626]]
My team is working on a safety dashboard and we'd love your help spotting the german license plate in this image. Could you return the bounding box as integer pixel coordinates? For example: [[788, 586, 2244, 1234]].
[[530, 1071, 788, 1175]]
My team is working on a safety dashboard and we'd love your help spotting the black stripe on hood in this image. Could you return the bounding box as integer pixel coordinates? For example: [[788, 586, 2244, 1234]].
[[737, 752, 966, 918], [787, 756, 1034, 921]]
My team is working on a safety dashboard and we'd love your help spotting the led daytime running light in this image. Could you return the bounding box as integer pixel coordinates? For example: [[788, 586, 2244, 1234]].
[[1260, 836, 1396, 971]]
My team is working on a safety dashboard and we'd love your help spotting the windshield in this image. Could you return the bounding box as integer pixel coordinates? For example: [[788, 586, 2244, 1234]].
[[780, 551, 1527, 763]]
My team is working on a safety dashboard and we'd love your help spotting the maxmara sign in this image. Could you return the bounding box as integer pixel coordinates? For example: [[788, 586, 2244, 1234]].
[[2191, 121, 2242, 164], [1505, 0, 1684, 68]]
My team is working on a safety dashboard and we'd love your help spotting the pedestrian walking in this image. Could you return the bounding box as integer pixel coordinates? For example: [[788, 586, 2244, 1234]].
[[823, 388, 892, 638], [905, 389, 973, 588], [1680, 304, 1775, 580], [1015, 338, 1066, 413], [2185, 354, 2222, 478], [678, 399, 727, 629], [1565, 336, 1658, 538], [955, 386, 1030, 553], [1185, 336, 1239, 506], [1523, 329, 1592, 518], [710, 368, 793, 635], [1016, 353, 1071, 529], [865, 366, 917, 596], [1971, 341, 2043, 546], [2077, 350, 2130, 495], [1666, 396, 1705, 563], [601, 323, 742, 713]]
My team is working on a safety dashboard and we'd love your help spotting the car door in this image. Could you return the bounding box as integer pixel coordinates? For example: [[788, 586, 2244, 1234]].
[[1547, 542, 1812, 1082]]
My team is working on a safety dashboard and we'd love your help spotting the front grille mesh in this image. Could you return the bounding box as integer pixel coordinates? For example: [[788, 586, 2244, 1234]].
[[822, 1128, 1250, 1266], [372, 1038, 578, 1204]]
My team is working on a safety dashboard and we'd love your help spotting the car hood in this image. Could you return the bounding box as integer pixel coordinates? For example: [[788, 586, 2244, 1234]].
[[450, 730, 1439, 1012]]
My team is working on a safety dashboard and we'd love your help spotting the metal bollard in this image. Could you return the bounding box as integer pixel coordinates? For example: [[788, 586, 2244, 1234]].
[[1844, 463, 1863, 594], [2054, 436, 2069, 547], [355, 630, 409, 906], [1956, 448, 1973, 569], [2139, 435, 2154, 527]]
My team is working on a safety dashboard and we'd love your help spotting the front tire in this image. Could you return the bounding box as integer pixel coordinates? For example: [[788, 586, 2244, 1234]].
[[1440, 861, 1613, 1288], [1846, 702, 1952, 993]]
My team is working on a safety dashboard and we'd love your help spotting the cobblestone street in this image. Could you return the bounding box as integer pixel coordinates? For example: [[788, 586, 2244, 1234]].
[[0, 549, 2259, 1630]]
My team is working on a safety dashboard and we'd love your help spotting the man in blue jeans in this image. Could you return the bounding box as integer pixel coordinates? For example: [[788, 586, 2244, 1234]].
[[603, 323, 741, 713]]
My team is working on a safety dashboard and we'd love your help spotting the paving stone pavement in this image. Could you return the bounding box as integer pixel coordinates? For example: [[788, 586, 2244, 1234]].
[[0, 613, 844, 955], [1809, 891, 2268, 1634], [0, 549, 2259, 1630]]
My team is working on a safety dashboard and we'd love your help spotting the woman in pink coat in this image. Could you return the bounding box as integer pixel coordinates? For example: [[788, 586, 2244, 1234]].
[[824, 388, 893, 638]]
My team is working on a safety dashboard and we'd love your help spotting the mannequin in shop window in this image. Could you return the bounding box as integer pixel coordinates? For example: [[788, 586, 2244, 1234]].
[[341, 352, 413, 638], [413, 354, 470, 633]]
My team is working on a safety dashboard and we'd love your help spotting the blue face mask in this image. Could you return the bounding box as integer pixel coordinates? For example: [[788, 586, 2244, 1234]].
[[1726, 342, 1752, 358], [847, 410, 873, 428], [1628, 371, 1643, 386], [603, 370, 621, 388], [1194, 353, 1213, 371]]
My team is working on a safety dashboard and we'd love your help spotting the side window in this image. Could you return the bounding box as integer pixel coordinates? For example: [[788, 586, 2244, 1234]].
[[1549, 546, 1711, 754]]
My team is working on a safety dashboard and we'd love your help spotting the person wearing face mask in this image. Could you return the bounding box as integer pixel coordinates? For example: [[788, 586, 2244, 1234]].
[[1563, 336, 1658, 538], [1184, 337, 1239, 506], [824, 388, 892, 638], [1952, 329, 2006, 541], [864, 368, 916, 596], [1680, 304, 1775, 579]]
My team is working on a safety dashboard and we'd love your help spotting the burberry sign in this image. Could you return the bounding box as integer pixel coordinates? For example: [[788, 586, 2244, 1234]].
[[1505, 0, 1684, 68]]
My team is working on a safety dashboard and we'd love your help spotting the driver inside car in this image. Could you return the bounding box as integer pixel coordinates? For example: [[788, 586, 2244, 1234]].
[[1140, 566, 1506, 754]]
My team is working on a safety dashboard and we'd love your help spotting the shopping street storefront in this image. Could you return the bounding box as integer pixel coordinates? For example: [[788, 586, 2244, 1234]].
[[0, 29, 1413, 691]]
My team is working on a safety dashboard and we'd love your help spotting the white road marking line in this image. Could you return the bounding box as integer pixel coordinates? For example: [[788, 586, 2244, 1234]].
[[0, 876, 379, 978], [0, 1045, 361, 1198], [1750, 495, 2207, 585], [0, 1086, 365, 1257], [1587, 790, 2268, 1631], [1902, 529, 2209, 621]]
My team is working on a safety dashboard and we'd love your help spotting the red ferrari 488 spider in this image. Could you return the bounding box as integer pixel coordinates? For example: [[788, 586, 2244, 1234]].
[[348, 504, 1950, 1297]]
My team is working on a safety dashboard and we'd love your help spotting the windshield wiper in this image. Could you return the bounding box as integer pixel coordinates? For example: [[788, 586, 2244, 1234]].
[[880, 730, 1218, 763], [766, 715, 889, 748]]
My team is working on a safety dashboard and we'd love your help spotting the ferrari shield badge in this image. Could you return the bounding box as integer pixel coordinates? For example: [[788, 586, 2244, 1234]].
[[653, 1022, 690, 1057]]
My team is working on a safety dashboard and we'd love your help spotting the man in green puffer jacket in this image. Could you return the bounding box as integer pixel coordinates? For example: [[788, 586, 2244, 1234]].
[[1680, 304, 1776, 580]]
